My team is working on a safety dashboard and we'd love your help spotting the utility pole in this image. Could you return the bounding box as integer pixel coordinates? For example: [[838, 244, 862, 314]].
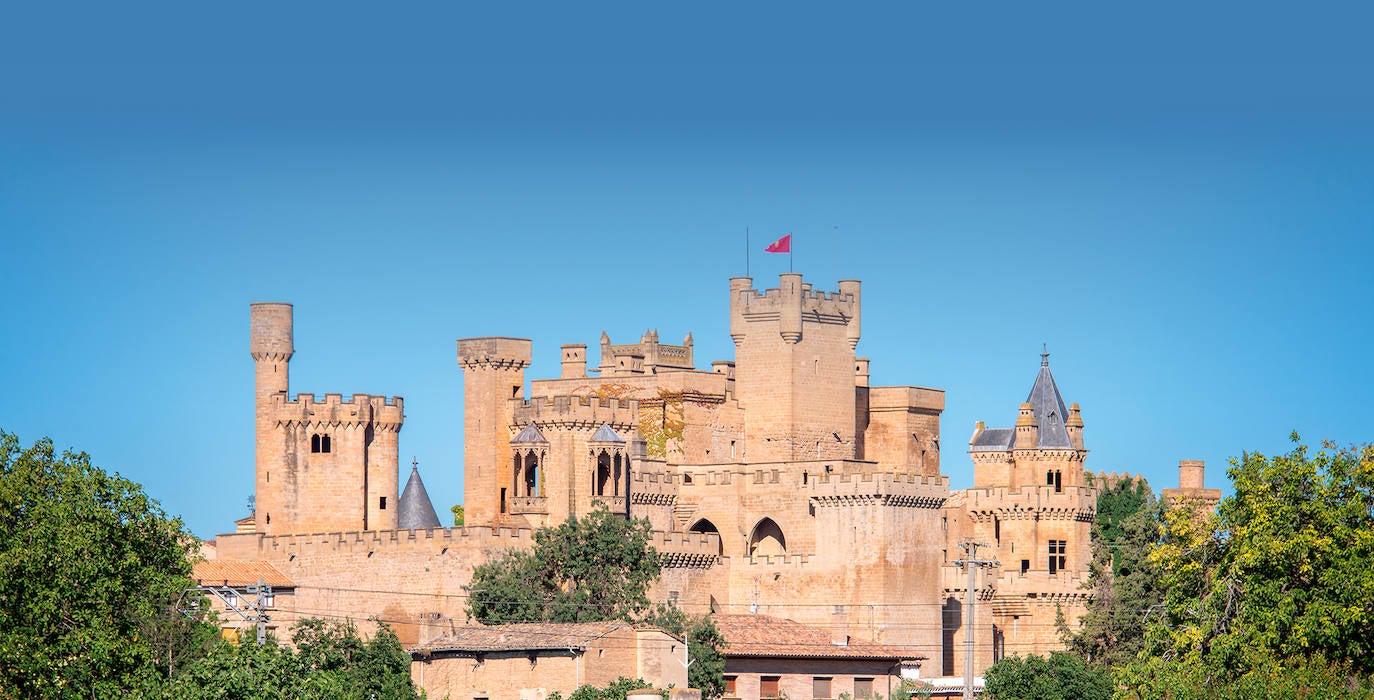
[[953, 539, 999, 700], [177, 579, 274, 646]]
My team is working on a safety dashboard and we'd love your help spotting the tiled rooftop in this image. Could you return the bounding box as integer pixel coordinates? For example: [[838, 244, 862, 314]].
[[192, 559, 294, 588], [712, 614, 924, 661]]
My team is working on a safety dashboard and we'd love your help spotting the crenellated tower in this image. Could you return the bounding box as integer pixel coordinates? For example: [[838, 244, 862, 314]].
[[951, 348, 1094, 667], [456, 337, 533, 527], [250, 303, 404, 535], [728, 274, 862, 462]]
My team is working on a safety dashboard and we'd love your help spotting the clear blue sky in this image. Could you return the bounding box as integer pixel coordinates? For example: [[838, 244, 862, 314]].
[[3, 3, 1371, 538]]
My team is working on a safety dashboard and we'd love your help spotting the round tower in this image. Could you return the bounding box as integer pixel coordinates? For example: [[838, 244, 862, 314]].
[[250, 303, 293, 534]]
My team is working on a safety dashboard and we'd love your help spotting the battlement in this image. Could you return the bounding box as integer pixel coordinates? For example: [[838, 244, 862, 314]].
[[868, 386, 946, 414], [511, 394, 639, 430], [213, 525, 538, 561], [630, 469, 682, 500], [730, 275, 859, 324], [531, 369, 728, 402], [456, 337, 533, 370], [651, 531, 722, 568], [268, 392, 405, 427], [960, 485, 1096, 522], [807, 469, 950, 508], [727, 553, 814, 567], [1089, 470, 1146, 491]]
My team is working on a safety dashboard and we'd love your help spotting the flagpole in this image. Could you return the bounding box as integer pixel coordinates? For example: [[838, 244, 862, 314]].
[[746, 227, 751, 277]]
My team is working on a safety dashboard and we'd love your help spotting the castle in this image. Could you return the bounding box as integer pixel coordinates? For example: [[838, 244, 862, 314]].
[[213, 272, 1217, 686]]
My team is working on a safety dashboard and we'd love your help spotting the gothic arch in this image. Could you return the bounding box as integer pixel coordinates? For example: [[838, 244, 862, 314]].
[[688, 518, 723, 556], [748, 517, 787, 557]]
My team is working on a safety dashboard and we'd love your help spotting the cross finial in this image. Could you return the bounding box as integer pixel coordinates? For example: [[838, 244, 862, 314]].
[[1041, 343, 1050, 367], [411, 456, 419, 470]]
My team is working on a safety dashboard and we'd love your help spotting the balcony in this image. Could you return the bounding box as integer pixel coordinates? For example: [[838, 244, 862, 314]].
[[592, 494, 628, 512], [508, 496, 548, 515]]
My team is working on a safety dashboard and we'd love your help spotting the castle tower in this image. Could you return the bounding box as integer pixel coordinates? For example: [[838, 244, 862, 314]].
[[560, 344, 587, 379], [250, 304, 404, 535], [1162, 459, 1222, 514], [956, 349, 1094, 671], [728, 274, 861, 462], [251, 303, 294, 534], [457, 337, 533, 526]]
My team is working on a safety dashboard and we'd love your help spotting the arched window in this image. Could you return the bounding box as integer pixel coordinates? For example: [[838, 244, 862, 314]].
[[524, 451, 540, 497], [595, 451, 612, 496], [311, 434, 331, 454], [689, 518, 723, 556], [748, 517, 787, 557]]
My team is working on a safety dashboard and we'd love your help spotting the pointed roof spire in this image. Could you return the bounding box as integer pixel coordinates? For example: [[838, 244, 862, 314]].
[[1026, 348, 1072, 449], [398, 460, 442, 529], [590, 423, 625, 443], [1041, 342, 1050, 367], [511, 423, 548, 444]]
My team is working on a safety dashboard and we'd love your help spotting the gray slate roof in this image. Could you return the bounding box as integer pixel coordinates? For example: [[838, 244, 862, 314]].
[[511, 423, 547, 444], [1026, 358, 1072, 449], [969, 354, 1075, 452], [971, 428, 1015, 451], [398, 466, 442, 529], [590, 423, 625, 443]]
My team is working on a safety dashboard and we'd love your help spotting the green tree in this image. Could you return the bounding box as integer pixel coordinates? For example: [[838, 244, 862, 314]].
[[982, 652, 1113, 700], [451, 503, 465, 526], [1121, 435, 1374, 694], [1063, 477, 1163, 667], [0, 430, 207, 698], [466, 507, 663, 623], [466, 508, 726, 695], [152, 618, 420, 700], [644, 604, 728, 699]]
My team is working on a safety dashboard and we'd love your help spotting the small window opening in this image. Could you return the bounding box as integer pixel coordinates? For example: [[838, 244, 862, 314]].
[[1021, 559, 1030, 574], [1048, 539, 1066, 574], [1054, 470, 1063, 492], [379, 496, 387, 510]]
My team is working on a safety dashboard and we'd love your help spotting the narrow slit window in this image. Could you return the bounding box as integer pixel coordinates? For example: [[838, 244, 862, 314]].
[[379, 496, 387, 510]]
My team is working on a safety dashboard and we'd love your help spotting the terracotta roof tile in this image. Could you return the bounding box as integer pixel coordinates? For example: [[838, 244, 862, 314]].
[[413, 621, 639, 653], [192, 560, 294, 588], [713, 614, 925, 661]]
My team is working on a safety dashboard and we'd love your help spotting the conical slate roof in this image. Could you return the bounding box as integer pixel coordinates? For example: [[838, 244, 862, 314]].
[[398, 465, 442, 529], [1025, 351, 1072, 449], [590, 423, 625, 443]]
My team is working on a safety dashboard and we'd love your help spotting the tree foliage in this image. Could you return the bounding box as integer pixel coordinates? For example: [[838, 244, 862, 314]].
[[466, 508, 726, 696], [983, 651, 1113, 700], [0, 430, 205, 698], [151, 619, 419, 700], [1119, 435, 1374, 695], [1063, 477, 1163, 667], [466, 507, 663, 623], [644, 604, 728, 699]]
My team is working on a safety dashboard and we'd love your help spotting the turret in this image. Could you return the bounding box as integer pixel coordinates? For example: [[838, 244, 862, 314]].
[[561, 344, 587, 379], [1014, 402, 1038, 449], [1066, 403, 1084, 450]]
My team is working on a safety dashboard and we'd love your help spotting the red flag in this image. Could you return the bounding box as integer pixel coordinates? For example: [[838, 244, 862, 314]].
[[765, 233, 792, 253]]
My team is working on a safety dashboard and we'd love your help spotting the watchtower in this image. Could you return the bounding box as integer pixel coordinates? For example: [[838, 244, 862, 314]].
[[250, 303, 404, 534], [456, 337, 533, 526], [728, 274, 861, 462]]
